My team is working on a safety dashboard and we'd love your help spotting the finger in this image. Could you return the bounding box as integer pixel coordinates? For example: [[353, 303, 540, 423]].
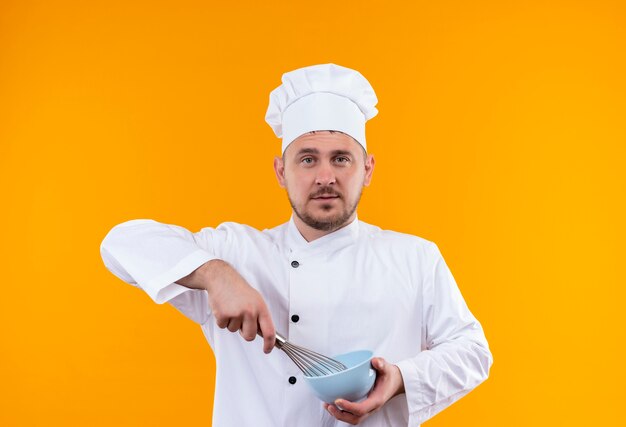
[[327, 403, 361, 425], [335, 394, 380, 418], [227, 317, 242, 333], [215, 314, 229, 329], [240, 312, 257, 341], [257, 306, 276, 354]]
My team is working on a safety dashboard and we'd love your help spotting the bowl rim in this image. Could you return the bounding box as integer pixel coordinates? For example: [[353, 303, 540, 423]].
[[303, 349, 374, 380]]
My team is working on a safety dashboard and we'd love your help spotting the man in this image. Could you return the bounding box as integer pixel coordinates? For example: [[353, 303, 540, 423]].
[[100, 63, 493, 426]]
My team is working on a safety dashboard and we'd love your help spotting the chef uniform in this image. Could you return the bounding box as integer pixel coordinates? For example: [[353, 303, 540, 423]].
[[100, 63, 493, 427]]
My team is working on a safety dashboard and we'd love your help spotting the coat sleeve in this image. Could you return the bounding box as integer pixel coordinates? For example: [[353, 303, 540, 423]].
[[395, 243, 493, 425], [99, 219, 219, 324]]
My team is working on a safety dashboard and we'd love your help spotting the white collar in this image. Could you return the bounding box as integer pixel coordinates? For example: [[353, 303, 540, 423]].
[[285, 213, 360, 256]]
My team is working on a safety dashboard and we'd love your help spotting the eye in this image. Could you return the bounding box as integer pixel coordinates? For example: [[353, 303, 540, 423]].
[[301, 157, 314, 164], [335, 156, 350, 164]]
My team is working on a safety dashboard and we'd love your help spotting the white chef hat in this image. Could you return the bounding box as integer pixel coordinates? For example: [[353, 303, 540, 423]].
[[265, 63, 378, 154]]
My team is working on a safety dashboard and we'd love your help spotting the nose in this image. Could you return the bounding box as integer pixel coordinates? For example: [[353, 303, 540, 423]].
[[315, 162, 336, 186]]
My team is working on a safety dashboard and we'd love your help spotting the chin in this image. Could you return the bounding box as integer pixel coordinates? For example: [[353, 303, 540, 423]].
[[309, 209, 341, 220], [313, 213, 348, 225]]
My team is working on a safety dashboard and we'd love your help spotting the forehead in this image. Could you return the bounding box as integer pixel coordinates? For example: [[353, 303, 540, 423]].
[[285, 131, 363, 157]]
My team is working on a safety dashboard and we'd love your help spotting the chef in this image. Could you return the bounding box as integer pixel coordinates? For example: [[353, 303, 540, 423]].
[[100, 63, 493, 426]]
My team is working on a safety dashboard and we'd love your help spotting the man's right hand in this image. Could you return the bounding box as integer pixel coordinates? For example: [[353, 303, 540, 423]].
[[176, 259, 276, 354]]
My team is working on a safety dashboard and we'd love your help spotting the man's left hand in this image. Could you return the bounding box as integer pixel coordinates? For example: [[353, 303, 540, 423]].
[[324, 357, 405, 425]]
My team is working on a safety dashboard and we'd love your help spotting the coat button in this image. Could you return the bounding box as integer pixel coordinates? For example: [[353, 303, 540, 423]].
[[288, 376, 297, 384], [291, 260, 300, 268], [291, 314, 300, 323]]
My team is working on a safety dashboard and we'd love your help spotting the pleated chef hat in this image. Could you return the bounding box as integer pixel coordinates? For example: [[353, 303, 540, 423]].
[[265, 63, 378, 154]]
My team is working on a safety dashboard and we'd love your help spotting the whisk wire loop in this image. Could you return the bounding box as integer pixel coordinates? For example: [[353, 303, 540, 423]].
[[275, 333, 347, 377]]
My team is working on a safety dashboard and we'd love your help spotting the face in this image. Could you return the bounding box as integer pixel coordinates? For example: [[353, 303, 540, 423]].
[[274, 131, 375, 233]]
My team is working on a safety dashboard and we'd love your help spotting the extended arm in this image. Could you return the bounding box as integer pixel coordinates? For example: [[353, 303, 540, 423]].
[[100, 219, 276, 352]]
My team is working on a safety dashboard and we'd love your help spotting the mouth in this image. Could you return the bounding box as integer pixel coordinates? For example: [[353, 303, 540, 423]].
[[311, 195, 340, 200]]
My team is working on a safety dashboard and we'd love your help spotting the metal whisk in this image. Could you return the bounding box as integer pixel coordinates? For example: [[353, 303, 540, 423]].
[[275, 332, 347, 377]]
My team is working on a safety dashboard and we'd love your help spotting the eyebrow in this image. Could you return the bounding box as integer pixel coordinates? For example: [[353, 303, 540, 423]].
[[330, 150, 353, 157], [295, 148, 354, 157], [295, 148, 320, 156]]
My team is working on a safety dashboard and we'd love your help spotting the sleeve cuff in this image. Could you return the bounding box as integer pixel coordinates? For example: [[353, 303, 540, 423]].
[[143, 249, 217, 304], [396, 355, 473, 426], [395, 356, 425, 418]]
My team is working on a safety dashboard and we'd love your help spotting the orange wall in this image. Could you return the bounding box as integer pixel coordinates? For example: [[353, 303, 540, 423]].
[[1, 0, 625, 425]]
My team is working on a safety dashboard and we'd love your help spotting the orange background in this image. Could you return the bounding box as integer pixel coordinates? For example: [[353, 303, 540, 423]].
[[1, 0, 625, 425]]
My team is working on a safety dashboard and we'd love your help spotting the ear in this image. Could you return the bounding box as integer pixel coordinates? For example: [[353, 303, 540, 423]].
[[273, 156, 286, 188], [363, 154, 375, 187]]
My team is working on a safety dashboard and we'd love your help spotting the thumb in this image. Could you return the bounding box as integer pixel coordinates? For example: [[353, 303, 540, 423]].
[[371, 357, 386, 372]]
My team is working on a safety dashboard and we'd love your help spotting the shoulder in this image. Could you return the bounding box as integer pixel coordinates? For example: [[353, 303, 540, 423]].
[[200, 221, 287, 245], [357, 220, 442, 262], [359, 221, 435, 248]]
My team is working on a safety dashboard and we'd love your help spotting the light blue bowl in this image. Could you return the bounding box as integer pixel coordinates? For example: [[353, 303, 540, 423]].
[[303, 350, 376, 404]]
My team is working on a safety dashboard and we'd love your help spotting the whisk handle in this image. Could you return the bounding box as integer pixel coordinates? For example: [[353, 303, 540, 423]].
[[274, 332, 286, 349]]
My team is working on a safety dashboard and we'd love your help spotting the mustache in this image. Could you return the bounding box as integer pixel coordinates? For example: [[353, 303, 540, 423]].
[[309, 187, 342, 199]]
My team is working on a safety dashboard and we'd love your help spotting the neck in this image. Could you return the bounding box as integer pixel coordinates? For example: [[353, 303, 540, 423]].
[[293, 212, 357, 242]]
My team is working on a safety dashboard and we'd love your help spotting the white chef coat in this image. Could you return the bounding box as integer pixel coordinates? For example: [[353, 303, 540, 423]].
[[100, 215, 493, 426]]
